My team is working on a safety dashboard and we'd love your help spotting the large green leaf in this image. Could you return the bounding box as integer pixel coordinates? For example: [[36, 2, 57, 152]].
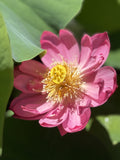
[[0, 0, 51, 62], [96, 115, 120, 145], [21, 0, 83, 30], [0, 0, 83, 62], [0, 13, 13, 156], [86, 117, 120, 160]]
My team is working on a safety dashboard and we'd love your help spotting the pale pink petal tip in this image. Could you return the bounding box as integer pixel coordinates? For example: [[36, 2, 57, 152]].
[[40, 29, 80, 66], [79, 32, 110, 73], [9, 94, 47, 120]]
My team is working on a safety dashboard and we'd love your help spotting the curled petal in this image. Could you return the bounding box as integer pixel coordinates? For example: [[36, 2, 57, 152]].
[[36, 101, 56, 114], [80, 32, 110, 74], [39, 105, 68, 127], [81, 53, 105, 75], [95, 66, 117, 92], [90, 66, 117, 107], [62, 107, 91, 133], [9, 94, 47, 120]]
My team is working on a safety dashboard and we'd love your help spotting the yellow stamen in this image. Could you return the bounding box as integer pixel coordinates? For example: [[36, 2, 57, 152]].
[[42, 61, 85, 104], [50, 64, 66, 84]]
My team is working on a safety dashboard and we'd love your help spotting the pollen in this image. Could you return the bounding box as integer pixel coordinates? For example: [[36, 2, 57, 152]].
[[42, 61, 84, 104], [50, 64, 66, 84]]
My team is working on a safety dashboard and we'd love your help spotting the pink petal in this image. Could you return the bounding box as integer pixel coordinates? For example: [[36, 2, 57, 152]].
[[40, 29, 80, 67], [40, 31, 64, 67], [41, 40, 62, 68], [62, 107, 91, 133], [19, 60, 47, 77], [59, 29, 80, 64], [92, 32, 110, 52], [58, 125, 67, 136], [9, 93, 47, 120], [91, 32, 110, 65], [40, 30, 60, 46], [79, 34, 92, 68], [36, 101, 56, 114], [95, 66, 117, 92], [81, 52, 105, 75], [39, 105, 68, 127], [14, 65, 22, 78], [75, 95, 91, 108], [14, 74, 43, 93], [22, 99, 55, 116], [80, 32, 110, 74], [84, 83, 100, 99], [90, 66, 117, 107]]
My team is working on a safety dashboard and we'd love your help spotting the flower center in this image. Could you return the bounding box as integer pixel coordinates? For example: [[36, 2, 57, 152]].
[[50, 64, 66, 84], [42, 62, 84, 104]]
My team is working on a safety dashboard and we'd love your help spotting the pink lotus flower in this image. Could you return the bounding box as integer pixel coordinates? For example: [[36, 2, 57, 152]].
[[10, 29, 117, 135]]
